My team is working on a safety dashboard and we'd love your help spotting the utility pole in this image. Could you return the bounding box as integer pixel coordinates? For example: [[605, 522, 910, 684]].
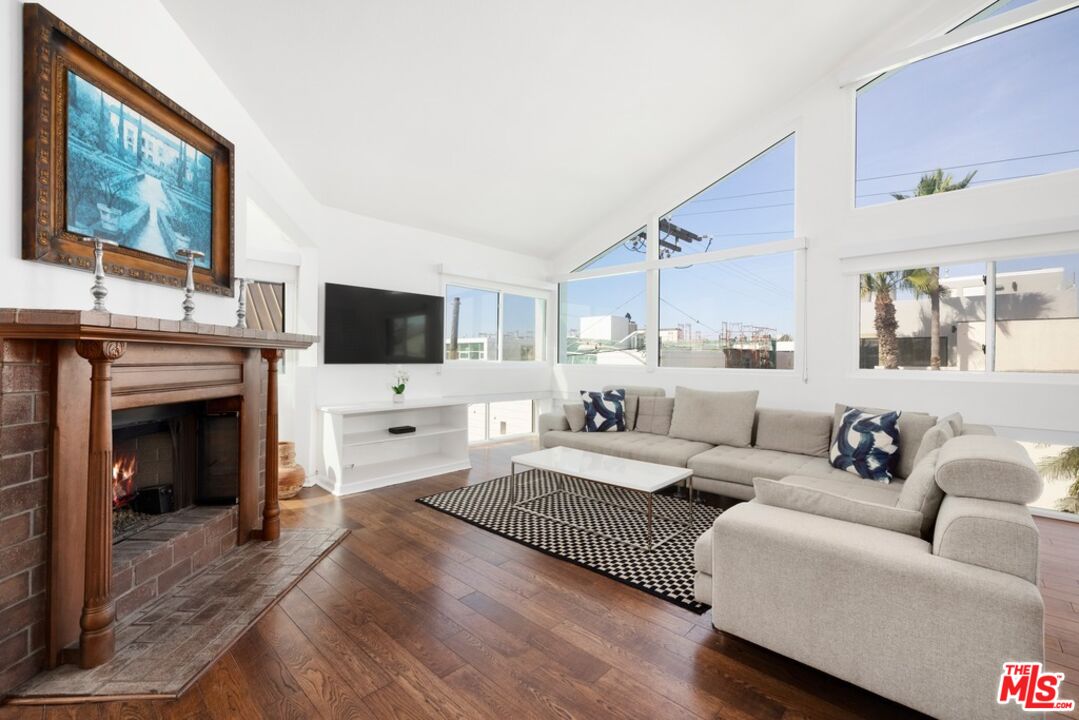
[[448, 296, 460, 359]]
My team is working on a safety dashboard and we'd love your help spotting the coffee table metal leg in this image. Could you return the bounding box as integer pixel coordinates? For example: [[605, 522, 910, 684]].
[[688, 475, 694, 531], [647, 493, 654, 552], [510, 462, 517, 506]]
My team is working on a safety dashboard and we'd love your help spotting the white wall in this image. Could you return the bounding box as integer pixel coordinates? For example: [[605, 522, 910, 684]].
[[315, 205, 552, 407], [551, 2, 1079, 442], [0, 0, 552, 478]]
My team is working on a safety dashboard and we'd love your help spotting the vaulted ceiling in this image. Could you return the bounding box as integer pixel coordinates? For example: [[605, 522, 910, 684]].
[[162, 0, 930, 257]]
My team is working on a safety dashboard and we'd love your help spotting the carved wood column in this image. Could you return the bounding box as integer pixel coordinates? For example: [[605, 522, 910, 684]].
[[74, 339, 126, 668], [261, 348, 283, 542]]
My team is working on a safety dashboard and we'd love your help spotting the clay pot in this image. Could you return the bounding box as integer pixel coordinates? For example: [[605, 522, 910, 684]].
[[278, 441, 305, 500]]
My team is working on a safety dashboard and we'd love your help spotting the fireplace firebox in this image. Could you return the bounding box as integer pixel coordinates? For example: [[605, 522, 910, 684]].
[[111, 401, 240, 543]]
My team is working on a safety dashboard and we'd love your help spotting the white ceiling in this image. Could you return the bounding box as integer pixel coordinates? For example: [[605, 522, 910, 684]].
[[162, 0, 926, 258]]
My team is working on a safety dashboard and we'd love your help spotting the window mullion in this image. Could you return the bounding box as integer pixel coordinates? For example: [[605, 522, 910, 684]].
[[985, 261, 997, 373]]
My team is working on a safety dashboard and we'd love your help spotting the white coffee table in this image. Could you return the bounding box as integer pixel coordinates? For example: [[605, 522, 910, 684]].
[[509, 446, 695, 552]]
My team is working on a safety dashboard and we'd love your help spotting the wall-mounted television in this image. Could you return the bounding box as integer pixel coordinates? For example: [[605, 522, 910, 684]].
[[324, 283, 444, 364]]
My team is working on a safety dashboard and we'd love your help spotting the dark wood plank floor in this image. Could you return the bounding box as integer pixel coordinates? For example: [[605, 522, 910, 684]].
[[3, 438, 1078, 720]]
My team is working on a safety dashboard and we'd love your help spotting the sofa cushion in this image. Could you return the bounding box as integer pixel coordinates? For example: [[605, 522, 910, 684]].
[[563, 403, 586, 432], [540, 430, 712, 468], [753, 478, 923, 537], [754, 408, 832, 457], [830, 407, 902, 483], [912, 420, 954, 468], [935, 435, 1043, 505], [694, 527, 712, 574], [688, 446, 860, 487], [832, 404, 937, 479], [777, 474, 903, 506], [669, 387, 759, 448], [603, 384, 660, 430], [635, 397, 675, 435], [580, 389, 626, 432], [896, 449, 944, 539], [940, 412, 964, 436]]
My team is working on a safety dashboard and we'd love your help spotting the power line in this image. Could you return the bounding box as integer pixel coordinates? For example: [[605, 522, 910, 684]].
[[855, 148, 1079, 184], [855, 170, 1057, 199], [670, 201, 794, 218], [668, 148, 1079, 208]]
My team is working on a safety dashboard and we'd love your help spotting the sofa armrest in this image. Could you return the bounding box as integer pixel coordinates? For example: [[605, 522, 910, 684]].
[[961, 423, 996, 436], [933, 495, 1039, 584], [537, 411, 569, 439], [712, 502, 1043, 720]]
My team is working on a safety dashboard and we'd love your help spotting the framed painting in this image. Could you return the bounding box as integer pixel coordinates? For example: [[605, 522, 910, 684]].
[[22, 3, 235, 296]]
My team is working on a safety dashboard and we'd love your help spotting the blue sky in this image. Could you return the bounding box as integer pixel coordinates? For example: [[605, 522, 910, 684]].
[[445, 285, 541, 338], [856, 5, 1079, 205], [563, 3, 1078, 344]]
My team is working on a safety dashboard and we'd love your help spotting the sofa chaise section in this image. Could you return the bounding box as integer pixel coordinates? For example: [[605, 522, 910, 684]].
[[703, 434, 1045, 720]]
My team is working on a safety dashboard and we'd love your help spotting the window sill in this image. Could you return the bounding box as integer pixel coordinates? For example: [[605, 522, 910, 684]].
[[848, 369, 1079, 385], [444, 360, 550, 369]]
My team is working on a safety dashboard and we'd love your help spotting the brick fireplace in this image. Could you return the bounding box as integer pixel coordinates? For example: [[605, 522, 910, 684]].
[[0, 310, 313, 695]]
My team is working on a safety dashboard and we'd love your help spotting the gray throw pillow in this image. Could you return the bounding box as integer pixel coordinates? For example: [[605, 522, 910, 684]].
[[563, 403, 586, 432], [635, 397, 675, 435], [896, 449, 944, 539], [912, 420, 954, 468], [754, 478, 923, 537], [668, 387, 758, 447], [754, 408, 832, 457]]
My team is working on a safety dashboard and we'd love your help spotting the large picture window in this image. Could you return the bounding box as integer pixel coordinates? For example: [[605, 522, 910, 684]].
[[445, 284, 546, 362], [659, 135, 794, 258], [559, 135, 801, 371], [855, 6, 1079, 207], [659, 254, 795, 369], [858, 253, 1079, 373], [559, 273, 647, 365]]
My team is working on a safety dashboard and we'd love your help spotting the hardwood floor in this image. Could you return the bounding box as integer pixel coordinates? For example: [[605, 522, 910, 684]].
[[3, 438, 1079, 719]]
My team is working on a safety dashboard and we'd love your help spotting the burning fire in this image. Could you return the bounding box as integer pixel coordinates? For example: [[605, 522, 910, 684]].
[[112, 454, 137, 508]]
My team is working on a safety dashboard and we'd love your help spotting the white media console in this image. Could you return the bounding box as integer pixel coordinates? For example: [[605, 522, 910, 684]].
[[316, 393, 549, 496]]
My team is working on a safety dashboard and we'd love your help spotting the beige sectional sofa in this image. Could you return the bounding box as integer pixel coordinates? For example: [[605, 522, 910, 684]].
[[540, 385, 1045, 720], [538, 385, 990, 500]]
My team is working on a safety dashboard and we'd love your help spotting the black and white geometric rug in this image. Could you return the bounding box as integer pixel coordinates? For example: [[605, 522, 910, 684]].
[[416, 469, 722, 613]]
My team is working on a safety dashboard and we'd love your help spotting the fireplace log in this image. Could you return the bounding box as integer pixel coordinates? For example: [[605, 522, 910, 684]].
[[260, 348, 283, 541], [74, 339, 126, 668]]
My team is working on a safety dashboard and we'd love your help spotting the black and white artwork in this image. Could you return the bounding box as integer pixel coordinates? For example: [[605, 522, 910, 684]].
[[65, 71, 212, 268]]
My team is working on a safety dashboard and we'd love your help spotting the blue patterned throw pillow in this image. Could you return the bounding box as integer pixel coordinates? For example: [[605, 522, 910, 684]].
[[580, 389, 626, 432], [830, 407, 902, 482]]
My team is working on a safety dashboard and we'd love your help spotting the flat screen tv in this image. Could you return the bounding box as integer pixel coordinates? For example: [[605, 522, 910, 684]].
[[324, 283, 444, 364]]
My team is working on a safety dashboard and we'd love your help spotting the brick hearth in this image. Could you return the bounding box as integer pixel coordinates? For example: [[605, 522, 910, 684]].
[[111, 507, 239, 623]]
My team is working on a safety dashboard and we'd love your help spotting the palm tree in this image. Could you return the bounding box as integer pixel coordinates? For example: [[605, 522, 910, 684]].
[[860, 272, 903, 369], [1038, 447, 1079, 514], [904, 267, 948, 370], [890, 169, 977, 370]]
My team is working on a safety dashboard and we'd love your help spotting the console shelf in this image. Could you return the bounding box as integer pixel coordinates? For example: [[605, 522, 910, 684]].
[[317, 400, 471, 495]]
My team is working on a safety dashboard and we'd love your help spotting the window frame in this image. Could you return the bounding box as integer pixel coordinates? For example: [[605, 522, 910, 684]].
[[555, 132, 806, 376], [846, 0, 1079, 212], [467, 400, 538, 444], [846, 248, 1079, 383], [441, 276, 551, 367]]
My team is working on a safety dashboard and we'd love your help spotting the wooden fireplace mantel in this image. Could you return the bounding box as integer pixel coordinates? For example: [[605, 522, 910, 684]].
[[0, 308, 315, 349], [0, 309, 315, 670]]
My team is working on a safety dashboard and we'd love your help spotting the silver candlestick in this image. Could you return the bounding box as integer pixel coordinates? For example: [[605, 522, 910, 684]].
[[77, 236, 119, 312], [235, 277, 248, 329], [175, 248, 205, 322]]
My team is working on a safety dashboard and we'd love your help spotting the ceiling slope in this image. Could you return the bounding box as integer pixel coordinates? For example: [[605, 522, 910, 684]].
[[163, 0, 929, 257]]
